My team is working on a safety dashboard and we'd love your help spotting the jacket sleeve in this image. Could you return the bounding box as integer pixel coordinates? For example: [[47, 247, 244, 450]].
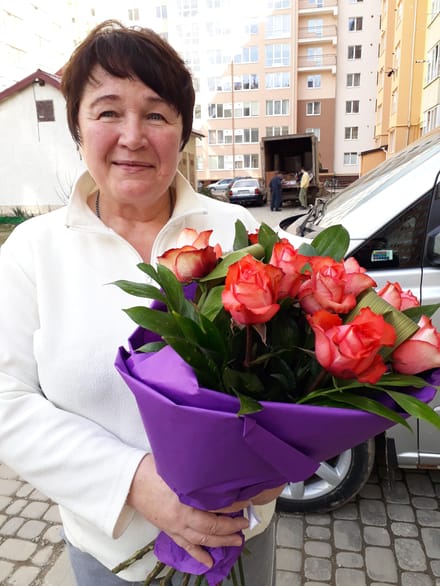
[[0, 230, 146, 538]]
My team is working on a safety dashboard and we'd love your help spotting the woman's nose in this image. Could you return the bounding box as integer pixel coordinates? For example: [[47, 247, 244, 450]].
[[119, 116, 148, 149]]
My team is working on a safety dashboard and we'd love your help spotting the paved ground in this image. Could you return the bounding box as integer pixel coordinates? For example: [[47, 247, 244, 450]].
[[1, 460, 439, 585]]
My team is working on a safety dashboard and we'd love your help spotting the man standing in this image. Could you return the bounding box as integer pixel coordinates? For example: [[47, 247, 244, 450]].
[[299, 167, 310, 208], [269, 171, 283, 211]]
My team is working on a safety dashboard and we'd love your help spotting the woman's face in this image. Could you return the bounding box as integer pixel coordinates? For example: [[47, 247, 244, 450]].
[[78, 65, 183, 211]]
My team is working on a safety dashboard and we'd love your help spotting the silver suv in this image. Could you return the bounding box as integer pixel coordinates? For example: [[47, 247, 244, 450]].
[[276, 129, 440, 513]]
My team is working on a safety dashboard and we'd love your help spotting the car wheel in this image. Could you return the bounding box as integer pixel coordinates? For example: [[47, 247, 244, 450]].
[[276, 438, 375, 514]]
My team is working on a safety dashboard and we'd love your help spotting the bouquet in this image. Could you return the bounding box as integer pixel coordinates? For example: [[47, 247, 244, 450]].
[[114, 222, 440, 585]]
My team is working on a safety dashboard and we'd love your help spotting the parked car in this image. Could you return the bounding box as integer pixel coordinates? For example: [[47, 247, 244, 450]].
[[207, 178, 234, 197], [276, 128, 440, 513], [227, 178, 267, 206]]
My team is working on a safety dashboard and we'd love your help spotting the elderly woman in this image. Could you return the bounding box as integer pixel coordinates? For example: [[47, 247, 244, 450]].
[[0, 21, 280, 585]]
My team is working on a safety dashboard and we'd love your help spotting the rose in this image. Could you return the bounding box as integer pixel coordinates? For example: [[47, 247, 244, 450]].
[[158, 228, 221, 283], [392, 315, 440, 374], [308, 307, 397, 384], [377, 281, 420, 311], [269, 239, 310, 299], [248, 230, 259, 245], [222, 254, 284, 325], [298, 256, 376, 315]]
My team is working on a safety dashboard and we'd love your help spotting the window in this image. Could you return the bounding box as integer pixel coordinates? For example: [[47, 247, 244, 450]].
[[208, 128, 259, 144], [265, 44, 290, 67], [308, 19, 323, 37], [176, 0, 198, 17], [307, 47, 323, 66], [432, 0, 440, 18], [36, 100, 55, 122], [208, 154, 259, 170], [307, 74, 321, 88], [348, 45, 362, 60], [347, 73, 361, 87], [194, 104, 201, 119], [348, 17, 363, 31], [128, 7, 139, 20], [423, 105, 440, 134], [265, 126, 289, 137], [349, 0, 364, 3], [266, 15, 290, 39], [306, 101, 321, 116], [346, 100, 360, 114], [265, 72, 290, 89], [266, 99, 289, 116], [353, 194, 431, 271], [427, 42, 440, 84], [306, 127, 320, 141], [344, 152, 358, 165], [156, 5, 167, 17], [267, 0, 291, 8], [233, 46, 259, 64], [345, 126, 359, 140]]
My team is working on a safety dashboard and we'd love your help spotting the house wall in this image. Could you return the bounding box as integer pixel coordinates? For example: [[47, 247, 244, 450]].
[[0, 82, 85, 214]]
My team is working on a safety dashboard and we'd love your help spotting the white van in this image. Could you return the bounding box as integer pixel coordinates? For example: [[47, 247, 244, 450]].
[[276, 128, 440, 513]]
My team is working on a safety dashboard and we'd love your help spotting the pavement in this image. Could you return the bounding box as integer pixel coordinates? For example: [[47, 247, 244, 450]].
[[1, 202, 439, 585], [1, 460, 440, 585]]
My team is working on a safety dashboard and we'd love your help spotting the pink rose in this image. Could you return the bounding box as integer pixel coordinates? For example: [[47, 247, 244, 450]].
[[269, 239, 310, 299], [298, 256, 376, 315], [222, 254, 284, 325], [158, 228, 221, 283], [308, 307, 396, 384], [377, 281, 420, 311], [392, 315, 440, 374]]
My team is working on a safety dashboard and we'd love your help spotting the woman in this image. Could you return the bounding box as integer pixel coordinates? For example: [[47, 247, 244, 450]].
[[0, 21, 280, 585]]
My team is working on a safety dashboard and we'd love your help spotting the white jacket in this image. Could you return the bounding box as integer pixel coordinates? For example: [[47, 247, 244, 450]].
[[0, 171, 274, 580]]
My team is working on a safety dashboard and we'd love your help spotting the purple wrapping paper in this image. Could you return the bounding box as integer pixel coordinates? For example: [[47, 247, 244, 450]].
[[115, 326, 438, 584]]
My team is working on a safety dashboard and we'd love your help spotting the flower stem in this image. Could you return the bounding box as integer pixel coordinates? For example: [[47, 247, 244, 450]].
[[143, 561, 166, 585], [244, 325, 252, 368], [112, 539, 156, 574], [159, 567, 177, 585]]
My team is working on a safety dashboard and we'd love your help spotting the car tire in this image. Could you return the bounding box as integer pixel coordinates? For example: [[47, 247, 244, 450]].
[[276, 438, 376, 514]]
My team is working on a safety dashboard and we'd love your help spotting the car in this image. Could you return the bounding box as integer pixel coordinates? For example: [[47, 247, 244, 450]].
[[206, 178, 234, 196], [227, 178, 267, 206], [276, 128, 440, 514]]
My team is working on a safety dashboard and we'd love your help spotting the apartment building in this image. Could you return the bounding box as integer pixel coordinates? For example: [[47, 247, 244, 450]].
[[0, 0, 74, 91], [375, 0, 429, 156]]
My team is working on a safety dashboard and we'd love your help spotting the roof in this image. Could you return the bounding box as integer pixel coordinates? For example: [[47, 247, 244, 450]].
[[0, 69, 61, 104]]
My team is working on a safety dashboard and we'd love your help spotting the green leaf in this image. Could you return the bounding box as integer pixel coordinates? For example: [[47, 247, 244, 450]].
[[310, 225, 350, 261], [123, 307, 177, 337], [257, 223, 280, 260], [233, 220, 251, 250], [163, 336, 221, 389], [136, 341, 167, 353], [198, 285, 225, 321], [237, 393, 264, 416], [136, 263, 161, 284], [404, 303, 440, 322], [112, 280, 166, 303], [200, 244, 265, 282], [155, 265, 186, 314], [386, 390, 440, 431], [346, 288, 419, 352], [325, 391, 411, 429]]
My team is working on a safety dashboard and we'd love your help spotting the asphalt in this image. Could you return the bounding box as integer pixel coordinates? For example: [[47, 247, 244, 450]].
[[1, 461, 440, 585], [1, 202, 439, 585]]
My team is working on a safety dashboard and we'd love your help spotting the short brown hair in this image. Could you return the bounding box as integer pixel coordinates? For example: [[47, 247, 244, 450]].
[[61, 20, 195, 150]]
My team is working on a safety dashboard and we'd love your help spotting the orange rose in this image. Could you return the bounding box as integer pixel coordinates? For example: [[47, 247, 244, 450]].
[[392, 315, 440, 374], [158, 228, 221, 283], [377, 281, 420, 311], [222, 254, 283, 325], [308, 307, 396, 384], [298, 256, 376, 315], [269, 239, 310, 299]]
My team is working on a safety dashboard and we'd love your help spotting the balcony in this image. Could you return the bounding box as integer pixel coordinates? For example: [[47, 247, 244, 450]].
[[298, 24, 337, 45], [297, 53, 337, 74], [298, 0, 338, 16]]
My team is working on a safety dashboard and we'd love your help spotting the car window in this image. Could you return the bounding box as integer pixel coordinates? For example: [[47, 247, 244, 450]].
[[234, 180, 255, 188], [352, 191, 431, 270]]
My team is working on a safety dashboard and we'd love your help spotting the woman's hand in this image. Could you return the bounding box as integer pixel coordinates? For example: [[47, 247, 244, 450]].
[[127, 455, 250, 568]]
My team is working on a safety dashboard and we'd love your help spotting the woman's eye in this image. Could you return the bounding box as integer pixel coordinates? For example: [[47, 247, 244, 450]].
[[98, 111, 117, 119], [148, 112, 166, 121]]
